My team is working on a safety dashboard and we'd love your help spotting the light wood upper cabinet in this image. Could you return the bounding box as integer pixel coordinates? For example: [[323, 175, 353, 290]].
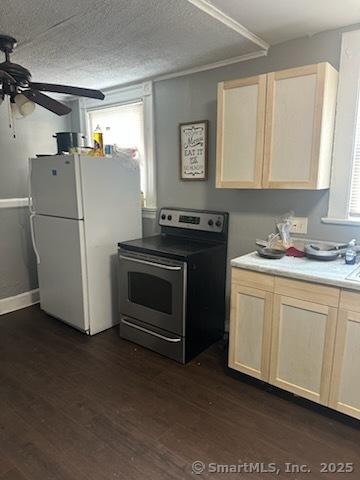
[[263, 63, 338, 189], [269, 294, 337, 405], [216, 75, 267, 188], [216, 63, 338, 190], [229, 283, 273, 381]]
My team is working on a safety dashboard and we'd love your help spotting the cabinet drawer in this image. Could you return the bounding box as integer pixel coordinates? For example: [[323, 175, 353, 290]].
[[274, 277, 339, 307], [340, 290, 360, 313], [231, 268, 274, 292]]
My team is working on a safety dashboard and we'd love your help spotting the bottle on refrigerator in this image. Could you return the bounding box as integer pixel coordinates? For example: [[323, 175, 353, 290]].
[[104, 126, 113, 157], [93, 125, 104, 156]]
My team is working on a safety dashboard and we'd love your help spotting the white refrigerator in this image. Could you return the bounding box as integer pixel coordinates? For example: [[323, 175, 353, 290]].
[[29, 154, 142, 335]]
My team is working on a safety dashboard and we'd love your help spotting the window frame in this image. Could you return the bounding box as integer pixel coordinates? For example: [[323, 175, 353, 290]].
[[323, 29, 360, 225], [77, 82, 157, 212]]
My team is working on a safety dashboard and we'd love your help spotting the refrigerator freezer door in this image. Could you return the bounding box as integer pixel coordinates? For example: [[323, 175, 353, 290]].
[[34, 215, 89, 332], [30, 155, 83, 219]]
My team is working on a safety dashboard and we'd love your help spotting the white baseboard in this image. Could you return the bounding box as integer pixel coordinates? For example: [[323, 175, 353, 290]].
[[0, 289, 40, 315]]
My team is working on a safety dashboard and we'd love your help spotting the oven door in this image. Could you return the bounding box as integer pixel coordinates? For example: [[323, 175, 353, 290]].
[[118, 250, 186, 336]]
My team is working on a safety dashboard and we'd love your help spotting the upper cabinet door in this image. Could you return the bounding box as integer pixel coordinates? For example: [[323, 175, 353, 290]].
[[216, 75, 267, 188], [262, 63, 338, 189]]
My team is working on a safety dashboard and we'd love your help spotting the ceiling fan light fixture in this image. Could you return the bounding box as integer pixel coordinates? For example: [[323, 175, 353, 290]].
[[10, 99, 23, 119], [15, 93, 35, 117]]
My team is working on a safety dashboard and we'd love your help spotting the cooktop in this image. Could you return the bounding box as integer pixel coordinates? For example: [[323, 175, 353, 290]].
[[119, 207, 229, 260], [119, 234, 223, 260]]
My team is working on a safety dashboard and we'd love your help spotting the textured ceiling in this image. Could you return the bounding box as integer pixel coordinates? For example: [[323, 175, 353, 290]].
[[0, 0, 359, 91], [211, 0, 360, 45], [0, 0, 259, 89]]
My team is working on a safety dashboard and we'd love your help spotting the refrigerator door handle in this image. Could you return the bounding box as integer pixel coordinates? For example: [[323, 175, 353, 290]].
[[30, 214, 41, 264]]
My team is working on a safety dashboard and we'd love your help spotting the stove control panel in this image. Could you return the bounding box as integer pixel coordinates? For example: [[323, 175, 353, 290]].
[[159, 208, 226, 233]]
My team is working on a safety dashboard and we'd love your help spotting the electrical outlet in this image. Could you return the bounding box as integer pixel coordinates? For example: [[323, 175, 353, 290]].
[[290, 217, 308, 234]]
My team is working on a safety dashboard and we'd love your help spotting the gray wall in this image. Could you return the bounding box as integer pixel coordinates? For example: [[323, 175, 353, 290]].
[[0, 104, 70, 299], [154, 24, 360, 268], [3, 25, 357, 304]]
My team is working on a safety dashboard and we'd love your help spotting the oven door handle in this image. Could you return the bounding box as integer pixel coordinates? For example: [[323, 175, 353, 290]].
[[119, 255, 182, 271], [121, 318, 182, 343]]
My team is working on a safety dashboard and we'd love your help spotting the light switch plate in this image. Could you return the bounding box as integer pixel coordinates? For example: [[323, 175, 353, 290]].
[[290, 217, 308, 234]]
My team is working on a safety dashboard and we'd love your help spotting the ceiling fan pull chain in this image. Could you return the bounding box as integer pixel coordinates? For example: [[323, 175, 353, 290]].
[[6, 95, 11, 129], [12, 115, 16, 138], [6, 96, 16, 138]]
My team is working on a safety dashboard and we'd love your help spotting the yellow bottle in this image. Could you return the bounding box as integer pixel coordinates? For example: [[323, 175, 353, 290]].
[[93, 125, 104, 156]]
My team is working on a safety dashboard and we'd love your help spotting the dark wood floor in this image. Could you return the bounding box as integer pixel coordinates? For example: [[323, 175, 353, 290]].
[[0, 306, 359, 480]]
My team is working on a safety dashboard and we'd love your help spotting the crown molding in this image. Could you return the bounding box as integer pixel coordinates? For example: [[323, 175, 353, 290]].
[[187, 0, 270, 50], [154, 50, 268, 82]]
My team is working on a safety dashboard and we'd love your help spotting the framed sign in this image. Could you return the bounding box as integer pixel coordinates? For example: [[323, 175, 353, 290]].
[[179, 120, 208, 180]]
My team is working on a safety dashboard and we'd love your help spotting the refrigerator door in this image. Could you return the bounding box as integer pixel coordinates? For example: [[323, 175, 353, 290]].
[[34, 214, 90, 332], [79, 156, 142, 335], [30, 155, 83, 219]]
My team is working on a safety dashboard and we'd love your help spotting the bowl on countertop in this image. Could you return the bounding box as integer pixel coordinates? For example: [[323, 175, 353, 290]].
[[257, 247, 286, 259]]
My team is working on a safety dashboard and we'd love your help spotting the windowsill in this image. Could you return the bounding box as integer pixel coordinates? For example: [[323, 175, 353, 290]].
[[142, 207, 157, 219], [321, 217, 360, 226]]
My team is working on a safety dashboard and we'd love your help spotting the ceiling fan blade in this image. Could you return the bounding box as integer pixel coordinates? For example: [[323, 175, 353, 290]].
[[0, 70, 16, 83], [29, 82, 105, 100], [22, 90, 72, 116]]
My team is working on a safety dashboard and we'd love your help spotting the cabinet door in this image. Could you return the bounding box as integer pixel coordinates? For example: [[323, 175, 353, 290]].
[[216, 75, 267, 188], [329, 310, 360, 419], [262, 63, 336, 189], [229, 284, 273, 381], [270, 295, 337, 404]]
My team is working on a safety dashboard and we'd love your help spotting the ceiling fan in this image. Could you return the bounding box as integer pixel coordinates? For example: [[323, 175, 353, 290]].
[[0, 34, 105, 118]]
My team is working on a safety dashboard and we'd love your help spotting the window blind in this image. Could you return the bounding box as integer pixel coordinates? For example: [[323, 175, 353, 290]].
[[349, 93, 360, 216]]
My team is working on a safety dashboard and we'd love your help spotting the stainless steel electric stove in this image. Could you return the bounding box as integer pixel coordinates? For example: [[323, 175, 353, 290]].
[[117, 207, 229, 363]]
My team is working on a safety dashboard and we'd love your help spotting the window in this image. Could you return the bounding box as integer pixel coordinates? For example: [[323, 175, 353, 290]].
[[349, 96, 360, 216], [324, 29, 360, 224], [78, 82, 156, 211], [88, 102, 146, 194]]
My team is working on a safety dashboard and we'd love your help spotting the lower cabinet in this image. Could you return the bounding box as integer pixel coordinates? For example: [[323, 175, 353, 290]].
[[329, 309, 360, 419], [269, 295, 337, 405], [229, 284, 272, 381], [229, 268, 360, 420]]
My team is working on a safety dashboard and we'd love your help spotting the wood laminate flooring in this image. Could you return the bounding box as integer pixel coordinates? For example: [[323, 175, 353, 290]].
[[0, 306, 359, 479]]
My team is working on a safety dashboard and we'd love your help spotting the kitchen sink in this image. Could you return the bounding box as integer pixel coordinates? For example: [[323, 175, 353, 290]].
[[346, 264, 360, 281]]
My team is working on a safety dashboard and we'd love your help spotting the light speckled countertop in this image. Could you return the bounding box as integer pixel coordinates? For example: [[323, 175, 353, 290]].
[[231, 252, 360, 290]]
